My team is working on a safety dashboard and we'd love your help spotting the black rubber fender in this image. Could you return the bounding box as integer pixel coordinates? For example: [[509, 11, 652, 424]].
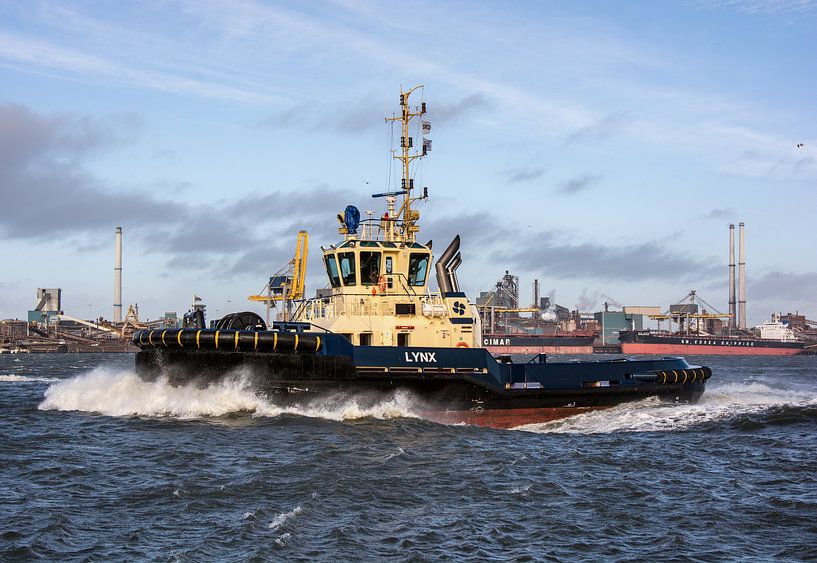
[[132, 329, 322, 354], [655, 367, 711, 384]]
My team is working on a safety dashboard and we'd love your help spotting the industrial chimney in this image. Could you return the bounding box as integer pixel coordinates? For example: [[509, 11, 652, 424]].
[[114, 226, 123, 323], [533, 279, 540, 309], [738, 222, 746, 330], [728, 224, 736, 331]]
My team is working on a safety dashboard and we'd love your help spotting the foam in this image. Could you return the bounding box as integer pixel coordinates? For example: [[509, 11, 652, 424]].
[[39, 367, 266, 418], [269, 506, 302, 531], [518, 380, 817, 434], [383, 447, 406, 461], [0, 374, 59, 383], [38, 366, 418, 421], [274, 532, 292, 547], [257, 392, 419, 422]]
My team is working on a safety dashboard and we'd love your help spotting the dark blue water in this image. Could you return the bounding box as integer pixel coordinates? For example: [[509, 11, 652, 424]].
[[1, 354, 815, 560]]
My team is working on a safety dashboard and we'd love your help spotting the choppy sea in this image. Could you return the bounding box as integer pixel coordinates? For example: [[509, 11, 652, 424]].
[[1, 353, 815, 561]]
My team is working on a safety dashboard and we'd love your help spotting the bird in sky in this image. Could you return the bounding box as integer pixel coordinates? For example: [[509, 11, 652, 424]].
[[796, 143, 804, 148]]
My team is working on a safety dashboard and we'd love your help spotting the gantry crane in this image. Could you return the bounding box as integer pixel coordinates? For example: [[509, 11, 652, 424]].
[[649, 290, 732, 335], [247, 230, 309, 324]]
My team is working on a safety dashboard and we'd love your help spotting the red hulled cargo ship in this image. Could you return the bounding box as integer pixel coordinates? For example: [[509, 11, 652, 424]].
[[619, 330, 804, 356]]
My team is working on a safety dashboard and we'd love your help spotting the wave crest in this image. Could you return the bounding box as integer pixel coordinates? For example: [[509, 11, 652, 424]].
[[1, 374, 59, 383]]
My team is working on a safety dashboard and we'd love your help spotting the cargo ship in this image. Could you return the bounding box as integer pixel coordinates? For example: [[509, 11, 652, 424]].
[[133, 85, 712, 429], [620, 314, 804, 356]]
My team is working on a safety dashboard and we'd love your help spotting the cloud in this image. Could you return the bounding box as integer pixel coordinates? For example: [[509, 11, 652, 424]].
[[135, 185, 351, 279], [700, 0, 817, 16], [506, 167, 546, 184], [425, 207, 719, 286], [423, 209, 508, 249], [750, 271, 817, 303], [565, 111, 631, 145], [0, 31, 277, 104], [259, 91, 492, 134], [795, 156, 814, 169], [430, 92, 493, 124], [152, 149, 178, 161], [260, 95, 386, 134], [700, 207, 736, 220], [497, 231, 720, 282], [0, 103, 354, 280], [0, 103, 178, 239], [257, 103, 311, 130], [555, 174, 602, 194], [708, 125, 817, 179], [0, 102, 136, 169]]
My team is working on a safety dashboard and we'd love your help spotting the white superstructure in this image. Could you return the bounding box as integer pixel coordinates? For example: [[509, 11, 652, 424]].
[[292, 86, 480, 349], [756, 313, 799, 342]]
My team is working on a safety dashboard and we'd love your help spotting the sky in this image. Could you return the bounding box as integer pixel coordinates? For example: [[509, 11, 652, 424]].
[[0, 0, 815, 326]]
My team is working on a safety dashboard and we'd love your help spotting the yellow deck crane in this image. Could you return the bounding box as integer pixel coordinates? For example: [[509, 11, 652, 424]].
[[649, 290, 732, 335], [247, 230, 309, 325]]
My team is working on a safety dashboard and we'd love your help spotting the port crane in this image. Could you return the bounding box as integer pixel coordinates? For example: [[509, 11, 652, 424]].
[[247, 230, 309, 324], [650, 290, 731, 335]]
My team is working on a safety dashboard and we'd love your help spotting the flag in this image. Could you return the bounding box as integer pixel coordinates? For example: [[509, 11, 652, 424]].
[[422, 120, 431, 134], [193, 294, 202, 302], [423, 138, 432, 152]]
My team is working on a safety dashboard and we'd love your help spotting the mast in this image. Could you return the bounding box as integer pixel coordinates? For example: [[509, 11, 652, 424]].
[[385, 85, 429, 243]]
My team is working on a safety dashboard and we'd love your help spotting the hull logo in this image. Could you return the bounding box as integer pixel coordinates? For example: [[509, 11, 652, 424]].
[[404, 351, 437, 363]]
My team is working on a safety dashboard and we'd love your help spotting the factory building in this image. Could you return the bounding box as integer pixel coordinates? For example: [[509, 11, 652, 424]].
[[27, 288, 63, 324], [1, 319, 28, 339], [594, 310, 644, 345]]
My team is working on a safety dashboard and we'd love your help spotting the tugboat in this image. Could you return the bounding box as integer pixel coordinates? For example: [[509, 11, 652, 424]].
[[133, 85, 712, 429]]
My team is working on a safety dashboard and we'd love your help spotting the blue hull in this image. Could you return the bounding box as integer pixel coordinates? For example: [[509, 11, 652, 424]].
[[133, 329, 711, 427]]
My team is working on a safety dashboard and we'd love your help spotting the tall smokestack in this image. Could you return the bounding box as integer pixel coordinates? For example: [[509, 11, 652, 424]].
[[533, 279, 540, 308], [114, 226, 123, 323], [728, 224, 736, 331], [738, 222, 746, 330]]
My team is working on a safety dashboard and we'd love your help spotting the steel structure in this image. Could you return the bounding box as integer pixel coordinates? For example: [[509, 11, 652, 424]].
[[247, 230, 309, 324]]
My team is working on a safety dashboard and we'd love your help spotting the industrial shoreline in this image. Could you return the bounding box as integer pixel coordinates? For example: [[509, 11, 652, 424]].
[[3, 223, 816, 355]]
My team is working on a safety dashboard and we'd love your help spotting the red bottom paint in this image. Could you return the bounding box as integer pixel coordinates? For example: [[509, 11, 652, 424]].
[[420, 406, 611, 429], [620, 343, 802, 356]]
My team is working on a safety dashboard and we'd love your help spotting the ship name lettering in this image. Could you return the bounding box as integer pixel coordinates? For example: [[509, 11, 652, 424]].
[[404, 351, 437, 363], [483, 338, 511, 346]]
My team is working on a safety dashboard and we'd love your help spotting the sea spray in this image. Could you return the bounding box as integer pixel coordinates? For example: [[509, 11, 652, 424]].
[[38, 366, 420, 422], [254, 389, 420, 422], [38, 366, 266, 417], [518, 379, 817, 434]]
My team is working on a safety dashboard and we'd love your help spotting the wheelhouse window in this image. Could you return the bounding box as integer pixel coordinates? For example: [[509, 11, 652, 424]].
[[408, 253, 430, 286], [324, 254, 341, 288], [338, 252, 357, 286], [360, 251, 381, 285]]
